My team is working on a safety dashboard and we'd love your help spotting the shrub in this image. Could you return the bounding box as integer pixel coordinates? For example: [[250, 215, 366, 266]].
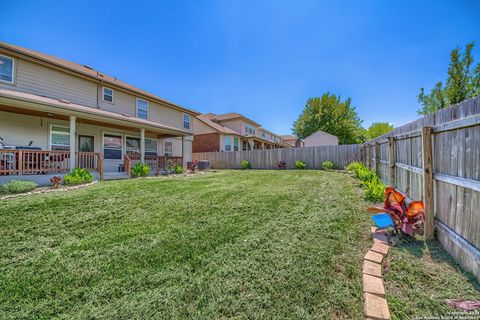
[[175, 166, 184, 174], [0, 180, 38, 194], [64, 168, 93, 185], [346, 161, 386, 202], [131, 163, 151, 177], [166, 159, 176, 173], [363, 175, 386, 202], [322, 160, 335, 170], [241, 160, 251, 170], [295, 160, 306, 170], [345, 161, 364, 176]]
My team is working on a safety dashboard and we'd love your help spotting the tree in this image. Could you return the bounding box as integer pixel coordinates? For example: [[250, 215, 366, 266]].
[[365, 122, 394, 140], [292, 93, 365, 144], [417, 42, 480, 115]]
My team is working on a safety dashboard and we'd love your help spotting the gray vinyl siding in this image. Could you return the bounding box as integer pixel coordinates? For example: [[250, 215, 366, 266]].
[[0, 58, 98, 107]]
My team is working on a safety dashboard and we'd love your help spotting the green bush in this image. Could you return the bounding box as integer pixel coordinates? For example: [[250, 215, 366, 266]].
[[131, 163, 151, 177], [0, 180, 38, 194], [295, 160, 306, 170], [175, 166, 184, 174], [241, 160, 251, 170], [322, 160, 335, 170], [64, 168, 93, 185], [345, 161, 364, 176], [363, 175, 386, 202], [346, 161, 386, 202]]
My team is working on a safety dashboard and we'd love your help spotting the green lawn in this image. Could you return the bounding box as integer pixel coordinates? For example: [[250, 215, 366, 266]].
[[0, 170, 371, 319], [1, 170, 478, 319]]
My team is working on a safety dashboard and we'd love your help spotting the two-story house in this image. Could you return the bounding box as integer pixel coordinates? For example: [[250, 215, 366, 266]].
[[192, 112, 285, 152], [0, 41, 199, 183]]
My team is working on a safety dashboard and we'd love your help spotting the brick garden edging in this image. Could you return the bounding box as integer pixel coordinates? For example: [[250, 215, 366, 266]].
[[0, 181, 98, 200], [363, 226, 391, 319]]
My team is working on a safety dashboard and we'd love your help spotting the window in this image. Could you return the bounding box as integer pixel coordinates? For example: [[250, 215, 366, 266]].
[[50, 125, 70, 151], [136, 98, 149, 120], [245, 124, 256, 135], [126, 136, 140, 154], [225, 136, 232, 151], [103, 134, 122, 159], [164, 141, 173, 156], [234, 137, 239, 151], [262, 132, 266, 138], [102, 87, 113, 102], [0, 55, 14, 83], [183, 114, 190, 129], [145, 138, 157, 156]]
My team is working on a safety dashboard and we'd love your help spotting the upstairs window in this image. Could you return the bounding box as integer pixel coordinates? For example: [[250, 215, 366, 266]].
[[136, 98, 149, 120], [164, 141, 173, 156], [102, 87, 113, 103], [245, 124, 256, 135], [50, 125, 70, 151], [0, 54, 14, 83], [183, 114, 191, 129]]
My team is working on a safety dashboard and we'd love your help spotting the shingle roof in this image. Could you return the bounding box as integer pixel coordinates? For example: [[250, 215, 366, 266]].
[[204, 112, 261, 127], [196, 115, 241, 135], [0, 41, 200, 116]]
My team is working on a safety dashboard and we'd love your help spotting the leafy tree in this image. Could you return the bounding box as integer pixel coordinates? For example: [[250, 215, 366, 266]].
[[292, 93, 365, 144], [418, 42, 480, 115], [365, 122, 394, 140]]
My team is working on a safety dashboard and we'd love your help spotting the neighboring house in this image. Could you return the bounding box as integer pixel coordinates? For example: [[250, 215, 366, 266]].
[[281, 135, 304, 148], [0, 41, 199, 182], [303, 130, 339, 147], [193, 112, 285, 152]]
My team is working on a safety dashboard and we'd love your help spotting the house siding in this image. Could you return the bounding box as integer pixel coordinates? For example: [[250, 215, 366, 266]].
[[304, 131, 339, 147], [1, 58, 98, 108], [0, 54, 194, 135]]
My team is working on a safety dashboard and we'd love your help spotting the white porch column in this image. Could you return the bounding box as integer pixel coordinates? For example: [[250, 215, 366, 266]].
[[69, 116, 76, 170], [140, 128, 145, 163]]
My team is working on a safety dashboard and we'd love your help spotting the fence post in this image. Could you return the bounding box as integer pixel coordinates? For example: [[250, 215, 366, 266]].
[[18, 150, 23, 175], [421, 126, 434, 240], [360, 144, 365, 164], [388, 137, 395, 187], [374, 142, 380, 176]]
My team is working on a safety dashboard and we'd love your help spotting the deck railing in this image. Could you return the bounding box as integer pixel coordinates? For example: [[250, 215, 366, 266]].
[[124, 153, 183, 175], [0, 150, 103, 178]]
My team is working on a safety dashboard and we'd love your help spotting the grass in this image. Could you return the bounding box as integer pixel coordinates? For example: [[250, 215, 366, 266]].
[[1, 170, 478, 319], [384, 238, 480, 319], [0, 170, 372, 319]]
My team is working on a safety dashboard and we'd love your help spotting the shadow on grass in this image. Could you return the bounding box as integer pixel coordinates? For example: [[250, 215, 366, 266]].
[[392, 235, 480, 292]]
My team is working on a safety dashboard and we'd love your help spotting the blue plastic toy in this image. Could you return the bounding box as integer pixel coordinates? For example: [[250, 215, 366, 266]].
[[371, 213, 394, 229]]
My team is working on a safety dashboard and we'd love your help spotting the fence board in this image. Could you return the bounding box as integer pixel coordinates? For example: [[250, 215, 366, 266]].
[[193, 145, 361, 170]]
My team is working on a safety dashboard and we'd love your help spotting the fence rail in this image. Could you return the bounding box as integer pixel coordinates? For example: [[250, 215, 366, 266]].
[[362, 95, 480, 281], [193, 144, 361, 170]]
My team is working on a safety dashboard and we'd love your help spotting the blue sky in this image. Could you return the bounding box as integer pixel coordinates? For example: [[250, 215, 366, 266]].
[[1, 0, 479, 134]]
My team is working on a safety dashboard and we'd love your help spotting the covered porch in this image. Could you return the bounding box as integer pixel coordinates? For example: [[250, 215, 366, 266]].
[[0, 90, 190, 182]]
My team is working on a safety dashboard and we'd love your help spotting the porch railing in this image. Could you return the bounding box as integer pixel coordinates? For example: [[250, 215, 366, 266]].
[[0, 150, 103, 179], [124, 153, 183, 175]]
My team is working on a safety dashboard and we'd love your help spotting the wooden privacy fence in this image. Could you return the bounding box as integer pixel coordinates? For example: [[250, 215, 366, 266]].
[[362, 96, 480, 280], [192, 144, 361, 170]]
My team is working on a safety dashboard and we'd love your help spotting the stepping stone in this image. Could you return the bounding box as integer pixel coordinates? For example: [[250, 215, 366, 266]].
[[363, 260, 382, 277], [364, 293, 390, 319], [372, 232, 388, 244], [364, 250, 384, 264], [363, 274, 386, 297], [371, 241, 389, 256]]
